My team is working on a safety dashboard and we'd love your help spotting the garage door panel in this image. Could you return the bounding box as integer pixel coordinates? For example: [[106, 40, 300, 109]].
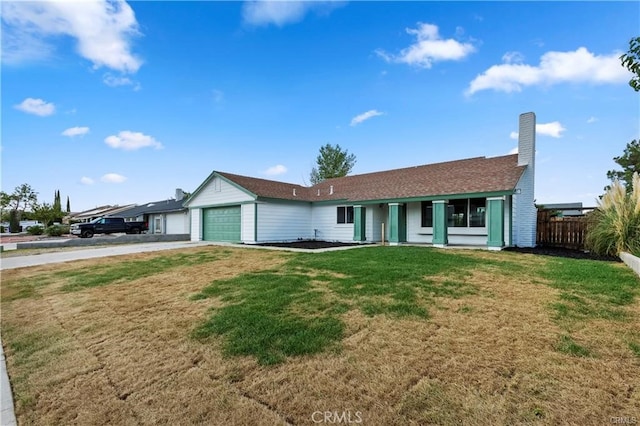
[[203, 206, 241, 242]]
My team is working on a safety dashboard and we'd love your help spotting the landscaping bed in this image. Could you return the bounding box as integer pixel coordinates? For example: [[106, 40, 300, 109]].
[[504, 245, 620, 262], [252, 240, 364, 249]]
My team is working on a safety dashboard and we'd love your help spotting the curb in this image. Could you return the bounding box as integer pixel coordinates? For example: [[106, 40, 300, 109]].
[[0, 337, 17, 426]]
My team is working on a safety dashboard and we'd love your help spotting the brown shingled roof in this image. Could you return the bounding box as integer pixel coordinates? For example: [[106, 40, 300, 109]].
[[215, 154, 525, 203]]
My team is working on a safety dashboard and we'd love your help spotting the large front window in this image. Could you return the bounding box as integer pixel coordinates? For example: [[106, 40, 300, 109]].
[[448, 200, 467, 227], [337, 206, 354, 224], [421, 201, 433, 227], [422, 198, 486, 228]]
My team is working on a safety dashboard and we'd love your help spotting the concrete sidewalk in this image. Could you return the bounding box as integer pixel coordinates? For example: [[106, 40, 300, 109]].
[[0, 337, 16, 426], [0, 241, 211, 270]]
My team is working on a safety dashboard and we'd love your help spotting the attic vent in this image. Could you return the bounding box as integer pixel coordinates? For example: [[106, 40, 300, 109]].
[[293, 188, 296, 196], [330, 185, 334, 195]]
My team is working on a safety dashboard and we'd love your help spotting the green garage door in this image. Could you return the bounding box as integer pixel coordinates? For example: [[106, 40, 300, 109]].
[[203, 206, 241, 242]]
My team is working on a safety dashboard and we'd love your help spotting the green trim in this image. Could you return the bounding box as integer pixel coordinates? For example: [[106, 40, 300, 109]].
[[353, 206, 366, 241], [189, 200, 254, 210], [254, 203, 258, 242], [309, 190, 514, 207], [487, 198, 505, 247], [387, 203, 406, 243], [432, 201, 448, 245], [508, 196, 513, 246], [256, 196, 313, 205], [215, 173, 258, 199], [183, 171, 256, 207]]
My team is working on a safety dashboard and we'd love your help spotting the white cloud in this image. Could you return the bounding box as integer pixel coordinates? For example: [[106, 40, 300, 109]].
[[507, 147, 518, 155], [1, 1, 142, 73], [510, 122, 567, 139], [350, 109, 384, 126], [376, 22, 475, 68], [62, 126, 89, 137], [265, 164, 287, 176], [104, 131, 163, 151], [14, 97, 55, 116], [80, 176, 94, 185], [101, 173, 127, 184], [103, 73, 140, 90], [467, 47, 630, 95], [502, 51, 524, 64], [242, 1, 343, 27], [587, 116, 598, 124], [536, 121, 566, 138]]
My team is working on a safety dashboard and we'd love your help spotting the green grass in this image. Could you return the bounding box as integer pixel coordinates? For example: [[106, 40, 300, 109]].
[[555, 335, 593, 358], [60, 250, 227, 292], [543, 258, 639, 322], [192, 247, 526, 364], [191, 247, 640, 365]]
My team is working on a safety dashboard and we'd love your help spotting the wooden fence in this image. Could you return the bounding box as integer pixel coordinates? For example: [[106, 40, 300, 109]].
[[536, 209, 592, 250]]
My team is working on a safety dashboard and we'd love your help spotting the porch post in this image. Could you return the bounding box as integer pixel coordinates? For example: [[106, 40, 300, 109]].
[[487, 197, 505, 250], [353, 205, 366, 242], [432, 200, 448, 247], [388, 203, 406, 245]]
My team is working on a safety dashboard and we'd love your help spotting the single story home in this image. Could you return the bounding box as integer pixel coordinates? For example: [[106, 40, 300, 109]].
[[118, 189, 190, 234], [184, 112, 537, 249]]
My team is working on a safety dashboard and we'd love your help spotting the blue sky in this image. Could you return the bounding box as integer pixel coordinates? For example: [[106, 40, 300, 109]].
[[2, 1, 639, 212]]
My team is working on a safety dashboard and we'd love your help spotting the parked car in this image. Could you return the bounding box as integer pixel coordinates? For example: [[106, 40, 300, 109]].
[[70, 217, 148, 238]]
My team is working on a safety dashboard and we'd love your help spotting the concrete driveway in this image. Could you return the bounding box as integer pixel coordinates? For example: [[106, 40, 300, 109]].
[[0, 241, 212, 270]]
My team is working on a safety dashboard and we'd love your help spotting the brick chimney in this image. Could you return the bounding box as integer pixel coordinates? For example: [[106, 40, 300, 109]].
[[512, 112, 536, 247]]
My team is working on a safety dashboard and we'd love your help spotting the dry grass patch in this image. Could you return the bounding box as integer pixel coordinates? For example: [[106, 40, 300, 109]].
[[1, 245, 639, 425]]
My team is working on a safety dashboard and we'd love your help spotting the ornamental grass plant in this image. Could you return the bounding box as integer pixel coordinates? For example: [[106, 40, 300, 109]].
[[586, 172, 640, 257]]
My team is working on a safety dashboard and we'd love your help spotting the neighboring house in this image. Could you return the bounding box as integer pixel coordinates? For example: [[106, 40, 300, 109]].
[[68, 205, 136, 223], [540, 203, 587, 217], [117, 189, 189, 234], [184, 112, 538, 249]]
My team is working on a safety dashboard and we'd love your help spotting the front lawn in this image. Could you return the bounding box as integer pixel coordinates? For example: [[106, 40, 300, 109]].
[[1, 246, 638, 425]]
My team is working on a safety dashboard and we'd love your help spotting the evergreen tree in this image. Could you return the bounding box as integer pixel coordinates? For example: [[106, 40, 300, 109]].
[[66, 196, 71, 213], [607, 139, 640, 192], [309, 144, 357, 185]]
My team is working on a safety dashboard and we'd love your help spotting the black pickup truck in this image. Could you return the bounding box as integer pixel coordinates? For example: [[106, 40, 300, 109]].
[[70, 217, 148, 238]]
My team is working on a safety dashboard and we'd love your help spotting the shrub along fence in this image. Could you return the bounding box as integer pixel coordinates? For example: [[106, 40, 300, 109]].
[[536, 209, 594, 250]]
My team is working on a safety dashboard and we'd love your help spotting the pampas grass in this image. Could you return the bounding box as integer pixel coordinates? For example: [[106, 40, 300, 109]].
[[586, 172, 640, 256]]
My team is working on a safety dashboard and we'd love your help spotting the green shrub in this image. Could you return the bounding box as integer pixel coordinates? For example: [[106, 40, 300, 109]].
[[45, 225, 69, 237], [26, 225, 44, 235], [586, 173, 640, 257]]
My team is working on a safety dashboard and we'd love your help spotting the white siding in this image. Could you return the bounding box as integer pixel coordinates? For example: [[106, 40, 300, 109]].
[[513, 112, 537, 247], [188, 176, 254, 207], [366, 204, 385, 242], [311, 205, 353, 242], [257, 202, 312, 242], [190, 208, 202, 241], [166, 211, 189, 234], [242, 204, 256, 243], [406, 202, 432, 244]]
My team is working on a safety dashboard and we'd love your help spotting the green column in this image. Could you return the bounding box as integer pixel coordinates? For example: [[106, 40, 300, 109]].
[[388, 203, 406, 245], [432, 200, 448, 247], [487, 197, 505, 249], [353, 205, 366, 241]]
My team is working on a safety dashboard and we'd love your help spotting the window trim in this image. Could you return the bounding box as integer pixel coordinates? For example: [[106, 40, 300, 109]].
[[337, 206, 354, 224]]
